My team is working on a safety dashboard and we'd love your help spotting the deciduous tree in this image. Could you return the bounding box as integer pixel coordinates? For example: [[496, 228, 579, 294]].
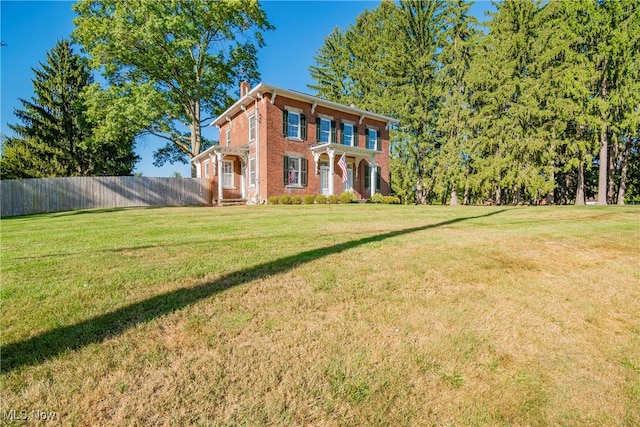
[[72, 0, 273, 177]]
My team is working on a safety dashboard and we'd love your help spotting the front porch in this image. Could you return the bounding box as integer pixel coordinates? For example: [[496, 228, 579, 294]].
[[310, 142, 382, 197], [194, 145, 250, 206]]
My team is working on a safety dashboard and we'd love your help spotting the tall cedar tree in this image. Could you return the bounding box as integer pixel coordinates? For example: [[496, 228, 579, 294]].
[[72, 0, 273, 177], [1, 40, 137, 179]]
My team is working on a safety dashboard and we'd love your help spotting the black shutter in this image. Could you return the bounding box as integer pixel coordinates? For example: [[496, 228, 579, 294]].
[[354, 126, 358, 147], [376, 166, 381, 192], [340, 123, 345, 145], [301, 158, 308, 186], [283, 156, 289, 185], [301, 114, 307, 140], [376, 132, 382, 151], [331, 120, 336, 143], [364, 163, 370, 189], [316, 117, 321, 141], [282, 110, 288, 137]]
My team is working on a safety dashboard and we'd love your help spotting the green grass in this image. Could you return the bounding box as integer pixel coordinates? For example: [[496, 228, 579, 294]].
[[1, 205, 639, 425]]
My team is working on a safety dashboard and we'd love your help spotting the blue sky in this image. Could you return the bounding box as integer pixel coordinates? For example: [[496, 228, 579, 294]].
[[1, 0, 493, 177]]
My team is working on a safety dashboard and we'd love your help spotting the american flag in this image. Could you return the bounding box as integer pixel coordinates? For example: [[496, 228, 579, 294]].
[[338, 152, 348, 183]]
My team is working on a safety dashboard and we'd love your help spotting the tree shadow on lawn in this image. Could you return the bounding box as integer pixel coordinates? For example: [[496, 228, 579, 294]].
[[1, 209, 509, 374]]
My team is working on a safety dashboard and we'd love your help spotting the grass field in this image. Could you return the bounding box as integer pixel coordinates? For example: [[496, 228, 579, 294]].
[[1, 205, 639, 425]]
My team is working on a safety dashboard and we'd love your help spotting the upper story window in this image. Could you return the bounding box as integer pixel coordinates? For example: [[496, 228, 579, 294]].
[[342, 123, 357, 147], [367, 128, 381, 151], [316, 117, 336, 144], [319, 118, 331, 143], [249, 114, 256, 141], [282, 110, 307, 140], [288, 112, 300, 138], [226, 128, 231, 147]]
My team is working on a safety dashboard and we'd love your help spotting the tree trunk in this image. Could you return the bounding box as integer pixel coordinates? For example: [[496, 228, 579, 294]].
[[513, 185, 521, 205], [495, 186, 502, 205], [449, 181, 458, 206], [189, 100, 201, 178], [415, 178, 427, 205], [597, 62, 608, 205], [597, 125, 608, 205], [575, 161, 585, 205], [607, 138, 617, 204], [617, 138, 630, 205]]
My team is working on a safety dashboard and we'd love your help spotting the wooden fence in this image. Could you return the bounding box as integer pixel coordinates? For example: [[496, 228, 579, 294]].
[[1, 176, 213, 217]]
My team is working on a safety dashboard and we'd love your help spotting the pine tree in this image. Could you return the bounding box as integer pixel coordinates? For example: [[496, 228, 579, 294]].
[[434, 0, 479, 205], [467, 0, 553, 204], [1, 40, 137, 179]]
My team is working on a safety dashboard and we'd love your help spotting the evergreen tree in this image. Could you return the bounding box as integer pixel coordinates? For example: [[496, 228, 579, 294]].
[[434, 0, 479, 205], [1, 40, 137, 179]]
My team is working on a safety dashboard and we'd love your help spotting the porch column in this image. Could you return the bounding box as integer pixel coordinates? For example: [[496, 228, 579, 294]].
[[370, 155, 377, 197], [216, 152, 224, 206], [241, 155, 247, 199], [328, 148, 335, 196]]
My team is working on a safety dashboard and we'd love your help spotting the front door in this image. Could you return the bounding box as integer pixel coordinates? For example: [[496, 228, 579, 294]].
[[320, 164, 330, 196]]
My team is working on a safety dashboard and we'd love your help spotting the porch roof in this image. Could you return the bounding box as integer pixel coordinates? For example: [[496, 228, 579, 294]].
[[192, 145, 249, 163], [310, 142, 382, 158]]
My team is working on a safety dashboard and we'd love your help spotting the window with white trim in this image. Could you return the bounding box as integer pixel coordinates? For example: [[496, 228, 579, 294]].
[[249, 114, 256, 141], [288, 112, 300, 138], [343, 163, 354, 191], [343, 123, 354, 146], [319, 118, 331, 143], [367, 128, 378, 150], [203, 160, 210, 178], [226, 128, 231, 147], [283, 155, 308, 187], [222, 160, 234, 187], [249, 157, 256, 187]]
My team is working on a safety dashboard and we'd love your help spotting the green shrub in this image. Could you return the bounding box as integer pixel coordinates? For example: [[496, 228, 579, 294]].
[[279, 194, 292, 205], [383, 195, 401, 204], [268, 196, 279, 205], [303, 194, 316, 204], [316, 194, 327, 204], [339, 191, 356, 204], [291, 195, 302, 205], [328, 195, 339, 204], [370, 193, 384, 204]]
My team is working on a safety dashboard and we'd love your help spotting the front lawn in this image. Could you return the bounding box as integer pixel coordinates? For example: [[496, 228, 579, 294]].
[[1, 205, 638, 425]]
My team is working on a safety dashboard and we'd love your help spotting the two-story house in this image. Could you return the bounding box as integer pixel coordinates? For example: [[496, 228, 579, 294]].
[[192, 82, 398, 204]]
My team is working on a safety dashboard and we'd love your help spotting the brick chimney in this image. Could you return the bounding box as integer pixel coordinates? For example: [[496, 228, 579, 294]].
[[240, 81, 250, 97]]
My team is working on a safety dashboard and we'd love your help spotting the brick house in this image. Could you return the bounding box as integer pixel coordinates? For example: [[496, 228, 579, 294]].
[[192, 82, 398, 204]]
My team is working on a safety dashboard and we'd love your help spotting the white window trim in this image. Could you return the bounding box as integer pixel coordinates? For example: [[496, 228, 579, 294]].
[[319, 117, 332, 144], [343, 123, 355, 147], [343, 163, 354, 192], [203, 160, 210, 178], [367, 128, 378, 150], [287, 111, 302, 140], [222, 160, 234, 188], [249, 156, 256, 187], [249, 114, 256, 142], [226, 128, 231, 147], [286, 155, 304, 187]]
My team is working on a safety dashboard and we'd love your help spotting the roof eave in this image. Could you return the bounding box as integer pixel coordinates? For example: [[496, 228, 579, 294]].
[[211, 83, 399, 128]]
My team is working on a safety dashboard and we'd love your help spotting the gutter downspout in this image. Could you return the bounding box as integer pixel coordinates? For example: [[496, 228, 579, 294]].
[[255, 96, 261, 204]]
